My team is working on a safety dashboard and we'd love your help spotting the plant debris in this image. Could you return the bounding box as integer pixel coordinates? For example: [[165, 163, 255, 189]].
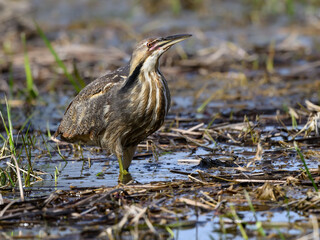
[[1, 0, 320, 239]]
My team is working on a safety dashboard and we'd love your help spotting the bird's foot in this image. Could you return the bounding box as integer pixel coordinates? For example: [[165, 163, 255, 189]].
[[118, 171, 132, 183], [117, 156, 129, 175], [120, 169, 129, 175]]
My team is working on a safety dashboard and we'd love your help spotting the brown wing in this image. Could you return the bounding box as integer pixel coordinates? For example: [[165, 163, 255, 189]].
[[54, 66, 129, 144]]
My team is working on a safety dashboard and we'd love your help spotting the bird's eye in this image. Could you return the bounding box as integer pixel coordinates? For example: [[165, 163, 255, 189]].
[[146, 42, 153, 48]]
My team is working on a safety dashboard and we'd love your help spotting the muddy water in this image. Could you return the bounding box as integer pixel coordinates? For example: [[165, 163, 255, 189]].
[[2, 130, 313, 240], [1, 0, 320, 239]]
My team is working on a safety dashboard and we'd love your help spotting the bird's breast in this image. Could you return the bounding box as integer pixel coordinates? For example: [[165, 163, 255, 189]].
[[123, 70, 170, 143]]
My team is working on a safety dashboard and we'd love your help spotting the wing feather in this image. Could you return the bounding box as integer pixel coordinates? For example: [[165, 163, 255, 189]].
[[54, 66, 129, 143]]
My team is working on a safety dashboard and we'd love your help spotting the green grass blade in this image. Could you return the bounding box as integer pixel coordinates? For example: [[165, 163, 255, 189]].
[[294, 141, 318, 192], [1, 97, 16, 156], [197, 95, 214, 113], [291, 114, 297, 129], [276, 227, 286, 240], [206, 113, 219, 129], [21, 135, 32, 187], [34, 21, 83, 92], [46, 121, 52, 138], [41, 134, 52, 159], [56, 144, 66, 162], [244, 190, 266, 237], [5, 170, 15, 187], [54, 166, 60, 186], [21, 33, 38, 99], [0, 133, 6, 142], [165, 226, 175, 239], [230, 204, 248, 240]]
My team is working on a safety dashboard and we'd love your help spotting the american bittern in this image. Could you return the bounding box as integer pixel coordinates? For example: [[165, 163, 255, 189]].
[[54, 34, 191, 175]]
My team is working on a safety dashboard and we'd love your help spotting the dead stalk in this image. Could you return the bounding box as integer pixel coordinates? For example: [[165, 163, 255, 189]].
[[12, 155, 24, 201]]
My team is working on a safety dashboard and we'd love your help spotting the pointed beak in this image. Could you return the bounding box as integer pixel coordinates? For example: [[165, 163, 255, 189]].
[[152, 34, 192, 51]]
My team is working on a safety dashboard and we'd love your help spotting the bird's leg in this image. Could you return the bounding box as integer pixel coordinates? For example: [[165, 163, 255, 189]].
[[117, 154, 128, 176], [117, 155, 130, 183]]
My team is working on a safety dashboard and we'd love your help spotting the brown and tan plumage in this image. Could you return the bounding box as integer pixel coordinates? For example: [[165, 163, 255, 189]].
[[54, 34, 191, 175]]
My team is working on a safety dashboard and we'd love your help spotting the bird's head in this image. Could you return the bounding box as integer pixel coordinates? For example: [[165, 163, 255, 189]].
[[129, 34, 192, 74]]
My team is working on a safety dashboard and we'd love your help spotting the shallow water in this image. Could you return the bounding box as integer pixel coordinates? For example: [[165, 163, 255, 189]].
[[1, 0, 320, 239]]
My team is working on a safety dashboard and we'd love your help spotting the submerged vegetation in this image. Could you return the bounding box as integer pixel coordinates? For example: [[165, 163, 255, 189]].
[[1, 0, 320, 239]]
